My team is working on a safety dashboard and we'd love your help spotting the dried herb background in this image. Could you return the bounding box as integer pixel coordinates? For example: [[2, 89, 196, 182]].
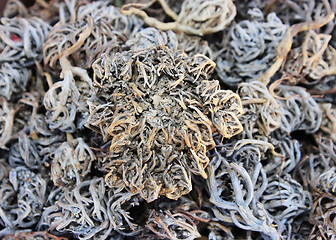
[[0, 0, 336, 240]]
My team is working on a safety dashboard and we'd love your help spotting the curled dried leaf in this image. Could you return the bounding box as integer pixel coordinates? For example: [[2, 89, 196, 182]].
[[88, 46, 243, 202], [44, 18, 124, 73], [0, 17, 50, 66], [276, 85, 322, 134], [121, 0, 236, 36], [216, 9, 287, 86], [146, 210, 201, 240], [0, 62, 30, 101], [51, 137, 96, 187]]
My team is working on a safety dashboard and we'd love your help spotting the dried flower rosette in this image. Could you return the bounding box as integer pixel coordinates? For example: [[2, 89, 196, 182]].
[[87, 46, 244, 202]]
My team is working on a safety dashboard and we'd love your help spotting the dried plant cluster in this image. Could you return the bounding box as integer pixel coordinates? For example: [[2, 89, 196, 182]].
[[0, 0, 336, 240], [88, 46, 244, 202]]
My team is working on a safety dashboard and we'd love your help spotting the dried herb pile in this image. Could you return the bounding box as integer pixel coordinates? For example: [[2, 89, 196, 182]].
[[0, 0, 336, 239]]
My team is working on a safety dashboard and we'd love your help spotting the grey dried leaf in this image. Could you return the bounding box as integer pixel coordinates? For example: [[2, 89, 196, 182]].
[[122, 0, 236, 36], [0, 167, 48, 229], [176, 32, 214, 59], [261, 174, 312, 221], [0, 17, 50, 66], [125, 27, 177, 51], [0, 98, 19, 149], [51, 137, 96, 187], [3, 0, 28, 19], [309, 194, 336, 240], [76, 1, 143, 37], [146, 210, 201, 240], [0, 62, 31, 101], [45, 178, 134, 240], [43, 18, 124, 73], [319, 103, 336, 142], [176, 0, 236, 35], [284, 31, 336, 83], [207, 221, 234, 240], [3, 231, 68, 240], [265, 0, 335, 31], [8, 92, 65, 169], [207, 147, 278, 239], [238, 81, 282, 137], [314, 167, 336, 194], [8, 133, 41, 169], [43, 58, 92, 132], [276, 84, 322, 134], [0, 159, 10, 182], [216, 9, 287, 86], [264, 136, 301, 176]]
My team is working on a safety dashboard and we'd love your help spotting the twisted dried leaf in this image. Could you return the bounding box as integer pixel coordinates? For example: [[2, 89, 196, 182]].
[[0, 17, 50, 66], [121, 0, 236, 36], [88, 46, 243, 202]]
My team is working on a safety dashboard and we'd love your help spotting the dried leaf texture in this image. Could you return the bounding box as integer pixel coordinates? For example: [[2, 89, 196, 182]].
[[207, 145, 279, 240], [176, 0, 236, 35], [44, 178, 138, 240], [3, 0, 29, 18], [262, 0, 335, 30], [320, 103, 336, 142], [43, 58, 92, 132], [284, 30, 336, 84], [0, 98, 20, 149], [0, 166, 47, 229], [0, 63, 30, 101], [238, 81, 282, 137], [146, 210, 201, 240], [43, 18, 124, 73], [7, 92, 65, 169], [309, 194, 336, 240], [125, 27, 177, 51], [176, 32, 214, 59], [3, 231, 68, 240], [0, 17, 50, 66], [88, 46, 243, 202], [51, 137, 96, 187], [76, 1, 143, 37], [276, 85, 322, 134], [126, 27, 214, 59], [216, 9, 287, 86], [264, 135, 301, 176], [121, 0, 236, 36], [261, 174, 312, 221]]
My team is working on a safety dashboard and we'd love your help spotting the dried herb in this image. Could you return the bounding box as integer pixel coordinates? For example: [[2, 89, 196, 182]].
[[0, 17, 50, 66], [51, 136, 95, 187], [121, 0, 236, 36], [216, 8, 287, 86], [0, 0, 336, 239], [88, 46, 243, 202]]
